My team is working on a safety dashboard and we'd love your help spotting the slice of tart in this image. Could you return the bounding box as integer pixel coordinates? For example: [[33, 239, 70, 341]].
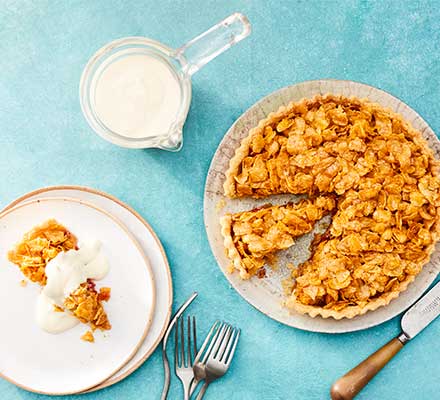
[[8, 219, 78, 285], [221, 195, 336, 279], [64, 281, 111, 331]]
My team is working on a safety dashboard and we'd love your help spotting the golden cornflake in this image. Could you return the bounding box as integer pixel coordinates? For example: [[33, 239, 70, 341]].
[[98, 287, 111, 302], [81, 330, 95, 343]]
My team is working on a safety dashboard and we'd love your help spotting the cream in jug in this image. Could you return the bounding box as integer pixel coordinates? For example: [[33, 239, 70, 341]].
[[93, 54, 182, 139]]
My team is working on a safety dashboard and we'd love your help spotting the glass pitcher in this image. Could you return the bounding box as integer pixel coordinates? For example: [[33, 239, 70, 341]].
[[80, 13, 251, 150]]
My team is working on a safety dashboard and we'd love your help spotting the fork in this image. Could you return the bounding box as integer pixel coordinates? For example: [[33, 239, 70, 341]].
[[193, 321, 241, 400], [174, 316, 197, 400], [162, 293, 198, 400]]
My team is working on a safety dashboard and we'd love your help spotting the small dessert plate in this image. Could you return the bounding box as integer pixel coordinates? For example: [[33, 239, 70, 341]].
[[0, 197, 155, 394], [2, 185, 173, 391], [204, 79, 440, 333]]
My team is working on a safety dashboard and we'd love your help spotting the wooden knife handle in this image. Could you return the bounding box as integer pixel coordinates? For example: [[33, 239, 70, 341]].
[[330, 337, 404, 400]]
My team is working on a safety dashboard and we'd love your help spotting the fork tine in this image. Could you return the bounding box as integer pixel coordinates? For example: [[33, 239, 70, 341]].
[[194, 320, 220, 364], [225, 328, 240, 365], [215, 325, 232, 360], [174, 317, 180, 367], [174, 317, 183, 367], [187, 316, 192, 366], [207, 323, 229, 361], [221, 327, 236, 363], [180, 317, 185, 367], [192, 316, 197, 360], [201, 322, 225, 364]]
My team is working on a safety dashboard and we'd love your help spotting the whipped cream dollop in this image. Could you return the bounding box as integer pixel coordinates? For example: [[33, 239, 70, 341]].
[[35, 241, 109, 334]]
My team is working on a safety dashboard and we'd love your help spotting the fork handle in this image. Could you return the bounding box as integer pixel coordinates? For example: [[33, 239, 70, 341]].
[[183, 384, 190, 400], [196, 382, 209, 400]]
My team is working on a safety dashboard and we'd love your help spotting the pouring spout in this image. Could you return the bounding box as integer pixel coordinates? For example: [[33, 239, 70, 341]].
[[158, 126, 183, 151]]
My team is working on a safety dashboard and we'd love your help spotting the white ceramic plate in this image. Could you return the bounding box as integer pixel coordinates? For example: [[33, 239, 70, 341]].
[[204, 79, 440, 333], [0, 197, 155, 394], [2, 186, 172, 392]]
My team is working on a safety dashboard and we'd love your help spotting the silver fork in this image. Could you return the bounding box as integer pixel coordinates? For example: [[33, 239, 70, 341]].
[[193, 321, 241, 400], [174, 316, 197, 400]]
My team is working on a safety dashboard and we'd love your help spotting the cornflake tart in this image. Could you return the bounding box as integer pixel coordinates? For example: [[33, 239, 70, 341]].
[[221, 94, 440, 319]]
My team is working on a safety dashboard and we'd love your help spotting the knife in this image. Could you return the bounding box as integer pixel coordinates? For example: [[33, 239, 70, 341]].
[[330, 280, 440, 400]]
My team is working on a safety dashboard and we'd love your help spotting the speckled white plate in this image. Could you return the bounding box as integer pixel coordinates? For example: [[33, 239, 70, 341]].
[[0, 197, 155, 394], [1, 186, 172, 392], [204, 79, 440, 333]]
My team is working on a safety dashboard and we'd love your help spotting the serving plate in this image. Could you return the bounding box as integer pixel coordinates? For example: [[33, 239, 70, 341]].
[[0, 197, 155, 394], [204, 79, 440, 333], [2, 186, 173, 392]]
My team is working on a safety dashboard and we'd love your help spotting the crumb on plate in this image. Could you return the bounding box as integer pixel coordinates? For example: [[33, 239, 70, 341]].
[[81, 330, 95, 343]]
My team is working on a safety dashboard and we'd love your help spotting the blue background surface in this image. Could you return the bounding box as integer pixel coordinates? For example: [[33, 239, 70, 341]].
[[1, 1, 439, 399]]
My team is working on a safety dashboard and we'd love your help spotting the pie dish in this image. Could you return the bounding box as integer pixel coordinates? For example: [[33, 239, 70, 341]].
[[221, 94, 440, 319]]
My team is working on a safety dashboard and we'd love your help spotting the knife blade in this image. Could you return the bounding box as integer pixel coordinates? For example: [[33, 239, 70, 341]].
[[331, 280, 440, 400], [401, 280, 440, 341]]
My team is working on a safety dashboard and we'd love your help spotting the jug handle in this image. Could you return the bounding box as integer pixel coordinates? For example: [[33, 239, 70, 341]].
[[175, 13, 251, 76]]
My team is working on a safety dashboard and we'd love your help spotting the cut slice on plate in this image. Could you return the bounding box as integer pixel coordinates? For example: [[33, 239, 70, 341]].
[[7, 219, 78, 285], [8, 219, 112, 339], [64, 281, 111, 331]]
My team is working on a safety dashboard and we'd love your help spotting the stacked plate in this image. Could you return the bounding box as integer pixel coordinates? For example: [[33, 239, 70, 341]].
[[0, 186, 172, 395]]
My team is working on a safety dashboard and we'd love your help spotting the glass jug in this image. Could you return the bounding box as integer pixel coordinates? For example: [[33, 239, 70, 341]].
[[80, 13, 251, 150]]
